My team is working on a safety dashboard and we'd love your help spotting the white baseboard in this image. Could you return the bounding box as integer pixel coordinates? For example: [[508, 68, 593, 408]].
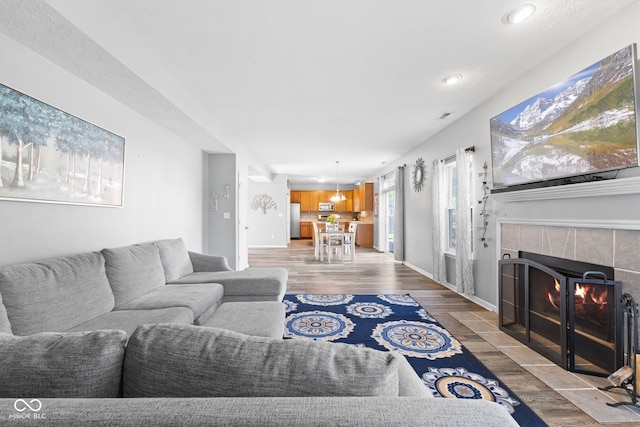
[[403, 261, 497, 313], [403, 261, 431, 278]]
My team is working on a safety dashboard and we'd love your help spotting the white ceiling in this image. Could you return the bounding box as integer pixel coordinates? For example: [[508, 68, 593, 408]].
[[1, 0, 638, 185]]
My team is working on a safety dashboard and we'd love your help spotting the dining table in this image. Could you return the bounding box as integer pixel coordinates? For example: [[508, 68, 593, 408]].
[[318, 228, 354, 262]]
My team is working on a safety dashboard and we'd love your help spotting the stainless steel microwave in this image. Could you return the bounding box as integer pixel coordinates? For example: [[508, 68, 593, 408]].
[[318, 202, 334, 212]]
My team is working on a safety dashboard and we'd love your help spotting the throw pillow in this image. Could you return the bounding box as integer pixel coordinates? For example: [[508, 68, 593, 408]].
[[153, 238, 194, 283], [0, 329, 127, 398], [101, 243, 166, 306], [124, 324, 400, 398]]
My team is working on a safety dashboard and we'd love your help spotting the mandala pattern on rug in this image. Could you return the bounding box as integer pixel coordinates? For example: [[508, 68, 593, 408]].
[[283, 299, 298, 313], [346, 302, 394, 319], [371, 320, 462, 359], [422, 367, 520, 414], [296, 294, 354, 306], [377, 294, 419, 306], [416, 308, 437, 323], [284, 311, 355, 341]]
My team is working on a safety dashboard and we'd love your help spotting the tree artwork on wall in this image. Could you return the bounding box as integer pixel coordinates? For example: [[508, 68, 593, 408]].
[[0, 83, 125, 207], [251, 194, 277, 214]]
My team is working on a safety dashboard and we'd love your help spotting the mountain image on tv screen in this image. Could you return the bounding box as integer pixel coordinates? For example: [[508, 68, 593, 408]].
[[490, 44, 639, 189]]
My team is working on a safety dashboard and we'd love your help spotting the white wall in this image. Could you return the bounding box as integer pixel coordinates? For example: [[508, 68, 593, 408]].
[[247, 175, 289, 248], [204, 153, 238, 268], [369, 2, 640, 309], [0, 33, 204, 265]]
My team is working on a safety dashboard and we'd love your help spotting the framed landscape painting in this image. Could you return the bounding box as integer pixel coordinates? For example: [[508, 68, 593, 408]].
[[0, 83, 125, 207]]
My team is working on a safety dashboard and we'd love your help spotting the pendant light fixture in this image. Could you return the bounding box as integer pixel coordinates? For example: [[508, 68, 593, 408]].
[[330, 161, 347, 202]]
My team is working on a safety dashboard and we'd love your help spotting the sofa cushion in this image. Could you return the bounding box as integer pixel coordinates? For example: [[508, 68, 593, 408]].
[[65, 307, 194, 336], [0, 252, 115, 336], [202, 301, 285, 337], [0, 293, 11, 334], [168, 268, 287, 301], [102, 243, 166, 307], [124, 324, 400, 398], [115, 283, 224, 324], [153, 238, 194, 283], [0, 330, 127, 398]]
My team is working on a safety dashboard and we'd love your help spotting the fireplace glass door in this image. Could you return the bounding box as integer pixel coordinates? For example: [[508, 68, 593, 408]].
[[499, 258, 568, 369], [500, 257, 623, 376], [568, 274, 622, 375]]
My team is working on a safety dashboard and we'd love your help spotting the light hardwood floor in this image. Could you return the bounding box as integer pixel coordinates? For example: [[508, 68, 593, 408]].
[[249, 240, 639, 427]]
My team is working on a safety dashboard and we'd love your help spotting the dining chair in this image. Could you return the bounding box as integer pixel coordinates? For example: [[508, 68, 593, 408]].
[[326, 232, 345, 262], [325, 223, 339, 231], [312, 222, 322, 260], [344, 222, 357, 260]]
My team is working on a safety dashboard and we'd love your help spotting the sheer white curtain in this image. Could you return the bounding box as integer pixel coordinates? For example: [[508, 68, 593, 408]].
[[393, 166, 405, 261], [431, 159, 446, 283], [455, 148, 474, 295]]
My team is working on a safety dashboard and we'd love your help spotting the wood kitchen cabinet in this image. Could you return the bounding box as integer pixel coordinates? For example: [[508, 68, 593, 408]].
[[355, 223, 373, 248], [317, 191, 332, 204], [333, 190, 353, 212], [353, 182, 374, 212], [299, 191, 318, 212], [296, 190, 356, 212], [300, 222, 313, 239]]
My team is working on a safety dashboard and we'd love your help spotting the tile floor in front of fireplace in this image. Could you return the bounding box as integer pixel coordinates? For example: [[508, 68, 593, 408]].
[[453, 310, 640, 424]]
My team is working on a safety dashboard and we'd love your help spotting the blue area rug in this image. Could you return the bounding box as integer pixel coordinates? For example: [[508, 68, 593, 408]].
[[283, 293, 547, 427]]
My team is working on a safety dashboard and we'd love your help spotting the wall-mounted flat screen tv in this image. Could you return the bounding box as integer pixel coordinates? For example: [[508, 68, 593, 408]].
[[490, 44, 639, 191]]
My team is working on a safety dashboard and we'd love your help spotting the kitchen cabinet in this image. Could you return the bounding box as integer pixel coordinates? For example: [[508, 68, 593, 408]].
[[353, 182, 374, 212], [355, 223, 373, 248], [296, 190, 355, 212], [333, 190, 353, 212], [300, 222, 313, 239], [353, 188, 361, 212], [317, 190, 332, 203], [299, 191, 318, 212]]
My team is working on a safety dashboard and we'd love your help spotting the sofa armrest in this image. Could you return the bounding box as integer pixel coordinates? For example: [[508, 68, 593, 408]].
[[188, 252, 233, 272]]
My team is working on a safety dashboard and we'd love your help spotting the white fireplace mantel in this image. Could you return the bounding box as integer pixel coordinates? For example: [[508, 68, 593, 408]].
[[496, 217, 640, 231], [490, 175, 640, 202]]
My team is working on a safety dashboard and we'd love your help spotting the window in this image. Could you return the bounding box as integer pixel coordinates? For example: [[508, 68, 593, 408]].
[[444, 160, 457, 252]]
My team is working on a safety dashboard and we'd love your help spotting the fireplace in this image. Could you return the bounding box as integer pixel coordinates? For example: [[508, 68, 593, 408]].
[[498, 252, 623, 376]]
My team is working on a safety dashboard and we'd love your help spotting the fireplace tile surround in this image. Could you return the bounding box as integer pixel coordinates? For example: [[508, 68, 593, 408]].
[[500, 223, 640, 303]]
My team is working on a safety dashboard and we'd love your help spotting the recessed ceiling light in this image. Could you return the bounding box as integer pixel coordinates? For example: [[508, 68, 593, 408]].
[[502, 4, 536, 24], [442, 74, 463, 85], [317, 177, 327, 183]]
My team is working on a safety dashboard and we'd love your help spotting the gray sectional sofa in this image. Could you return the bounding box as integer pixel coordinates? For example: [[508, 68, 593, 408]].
[[0, 238, 287, 336], [0, 239, 519, 426]]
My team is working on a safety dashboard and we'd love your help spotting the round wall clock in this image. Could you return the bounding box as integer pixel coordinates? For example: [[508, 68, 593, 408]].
[[412, 158, 426, 192]]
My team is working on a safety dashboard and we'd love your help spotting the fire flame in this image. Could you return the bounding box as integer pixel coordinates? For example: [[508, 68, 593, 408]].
[[547, 278, 561, 309], [545, 280, 609, 323], [574, 283, 608, 306]]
